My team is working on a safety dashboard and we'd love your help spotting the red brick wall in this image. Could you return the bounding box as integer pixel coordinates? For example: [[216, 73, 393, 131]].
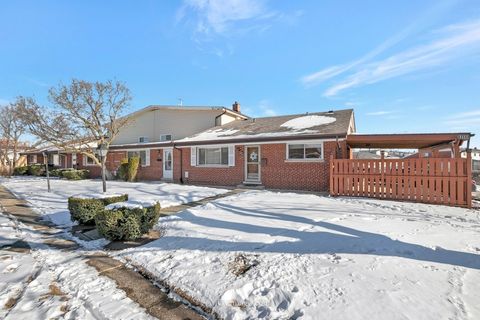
[[178, 140, 347, 191], [137, 149, 163, 180], [179, 146, 244, 186], [260, 141, 344, 192], [27, 154, 44, 165], [83, 149, 166, 180], [74, 140, 348, 192]]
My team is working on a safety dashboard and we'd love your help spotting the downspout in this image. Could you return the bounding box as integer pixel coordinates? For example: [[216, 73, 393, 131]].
[[174, 143, 184, 184]]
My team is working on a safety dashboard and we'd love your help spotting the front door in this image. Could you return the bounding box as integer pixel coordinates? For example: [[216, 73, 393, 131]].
[[163, 149, 173, 180], [245, 146, 261, 183]]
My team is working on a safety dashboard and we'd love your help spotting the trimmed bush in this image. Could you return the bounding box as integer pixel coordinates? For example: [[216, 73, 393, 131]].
[[116, 158, 129, 181], [62, 169, 89, 180], [117, 157, 140, 182], [13, 166, 29, 176], [68, 194, 128, 225], [27, 164, 44, 176], [95, 202, 161, 241], [127, 156, 140, 182]]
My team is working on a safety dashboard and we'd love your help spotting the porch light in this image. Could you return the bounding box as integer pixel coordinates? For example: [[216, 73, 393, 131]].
[[97, 143, 108, 157]]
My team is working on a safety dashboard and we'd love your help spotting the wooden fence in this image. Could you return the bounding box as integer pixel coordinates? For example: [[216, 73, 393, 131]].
[[330, 155, 472, 207]]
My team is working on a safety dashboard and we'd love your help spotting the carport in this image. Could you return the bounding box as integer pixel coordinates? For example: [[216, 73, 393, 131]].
[[330, 133, 474, 207]]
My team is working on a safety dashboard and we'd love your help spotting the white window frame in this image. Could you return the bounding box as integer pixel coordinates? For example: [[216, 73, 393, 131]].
[[285, 141, 324, 162], [159, 134, 173, 142], [83, 155, 97, 166], [194, 146, 233, 167], [126, 149, 150, 167], [29, 154, 37, 164], [138, 136, 149, 143]]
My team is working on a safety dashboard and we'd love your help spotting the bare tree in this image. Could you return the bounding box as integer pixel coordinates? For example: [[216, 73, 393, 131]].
[[0, 100, 27, 174], [17, 79, 132, 191]]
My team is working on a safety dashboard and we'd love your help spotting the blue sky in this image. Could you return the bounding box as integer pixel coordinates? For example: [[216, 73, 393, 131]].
[[1, 0, 480, 144]]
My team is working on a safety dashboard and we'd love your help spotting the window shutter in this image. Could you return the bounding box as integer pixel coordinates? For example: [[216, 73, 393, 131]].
[[228, 145, 235, 166], [145, 150, 150, 166], [53, 154, 59, 166], [190, 147, 197, 166]]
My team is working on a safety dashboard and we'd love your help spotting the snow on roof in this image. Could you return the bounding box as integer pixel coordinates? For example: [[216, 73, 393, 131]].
[[177, 109, 352, 144], [280, 115, 336, 130]]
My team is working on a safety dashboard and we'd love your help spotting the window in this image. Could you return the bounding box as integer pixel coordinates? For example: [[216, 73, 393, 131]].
[[84, 156, 96, 165], [197, 147, 229, 165], [160, 134, 173, 141], [127, 150, 150, 166], [138, 136, 149, 143], [287, 143, 323, 160], [29, 155, 37, 164]]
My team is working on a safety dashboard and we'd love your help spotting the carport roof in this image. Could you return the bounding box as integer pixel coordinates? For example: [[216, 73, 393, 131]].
[[346, 133, 473, 149]]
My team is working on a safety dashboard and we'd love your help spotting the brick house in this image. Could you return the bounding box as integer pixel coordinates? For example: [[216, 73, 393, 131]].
[[24, 104, 355, 192]]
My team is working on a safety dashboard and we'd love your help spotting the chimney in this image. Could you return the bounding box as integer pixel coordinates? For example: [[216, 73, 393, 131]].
[[232, 101, 241, 113]]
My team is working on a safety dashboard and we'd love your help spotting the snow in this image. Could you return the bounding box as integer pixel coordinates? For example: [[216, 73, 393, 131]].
[[0, 215, 21, 247], [105, 200, 158, 210], [72, 193, 127, 199], [178, 115, 337, 143], [177, 128, 240, 142], [117, 190, 480, 320], [280, 115, 336, 130], [0, 211, 153, 320], [2, 176, 480, 319], [0, 177, 228, 227]]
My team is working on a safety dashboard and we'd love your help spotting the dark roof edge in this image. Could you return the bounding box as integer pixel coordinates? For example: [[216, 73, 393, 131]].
[[175, 133, 348, 147], [23, 133, 348, 153]]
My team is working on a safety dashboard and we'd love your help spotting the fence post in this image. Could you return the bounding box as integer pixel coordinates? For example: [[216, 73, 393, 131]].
[[466, 151, 472, 208], [330, 154, 334, 196]]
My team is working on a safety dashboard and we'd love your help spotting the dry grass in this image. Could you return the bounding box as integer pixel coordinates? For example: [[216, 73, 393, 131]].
[[48, 283, 66, 296], [228, 254, 259, 277], [4, 297, 18, 310]]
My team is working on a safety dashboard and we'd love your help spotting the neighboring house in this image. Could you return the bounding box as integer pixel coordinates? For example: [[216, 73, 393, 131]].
[[23, 103, 249, 177], [0, 139, 28, 173], [461, 147, 480, 161]]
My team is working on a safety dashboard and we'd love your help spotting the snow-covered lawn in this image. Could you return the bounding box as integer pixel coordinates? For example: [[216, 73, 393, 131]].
[[0, 212, 153, 319], [116, 190, 480, 320], [0, 177, 228, 227]]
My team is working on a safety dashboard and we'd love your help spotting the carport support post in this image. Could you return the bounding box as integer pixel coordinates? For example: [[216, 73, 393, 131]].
[[381, 151, 385, 197], [329, 154, 334, 196], [467, 150, 472, 208]]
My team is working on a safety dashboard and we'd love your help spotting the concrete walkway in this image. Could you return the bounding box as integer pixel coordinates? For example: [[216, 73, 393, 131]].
[[0, 185, 204, 320]]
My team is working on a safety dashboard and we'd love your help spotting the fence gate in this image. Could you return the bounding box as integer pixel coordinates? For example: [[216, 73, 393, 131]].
[[330, 157, 472, 207]]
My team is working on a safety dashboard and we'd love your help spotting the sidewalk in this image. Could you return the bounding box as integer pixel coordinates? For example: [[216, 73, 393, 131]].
[[0, 185, 204, 320]]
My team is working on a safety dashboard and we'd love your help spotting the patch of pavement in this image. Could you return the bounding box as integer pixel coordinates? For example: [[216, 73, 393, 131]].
[[86, 254, 204, 320]]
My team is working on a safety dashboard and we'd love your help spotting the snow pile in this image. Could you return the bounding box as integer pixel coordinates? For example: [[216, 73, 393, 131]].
[[119, 190, 480, 319], [182, 128, 240, 142], [280, 115, 336, 130], [106, 200, 158, 210], [0, 177, 228, 227], [72, 193, 126, 199]]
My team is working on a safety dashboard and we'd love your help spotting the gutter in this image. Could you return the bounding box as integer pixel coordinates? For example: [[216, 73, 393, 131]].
[[174, 133, 349, 147]]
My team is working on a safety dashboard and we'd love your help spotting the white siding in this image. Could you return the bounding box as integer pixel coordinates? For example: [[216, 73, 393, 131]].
[[113, 109, 231, 145]]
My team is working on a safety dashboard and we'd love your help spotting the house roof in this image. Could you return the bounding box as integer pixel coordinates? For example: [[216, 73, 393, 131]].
[[122, 104, 249, 121], [175, 109, 354, 146]]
